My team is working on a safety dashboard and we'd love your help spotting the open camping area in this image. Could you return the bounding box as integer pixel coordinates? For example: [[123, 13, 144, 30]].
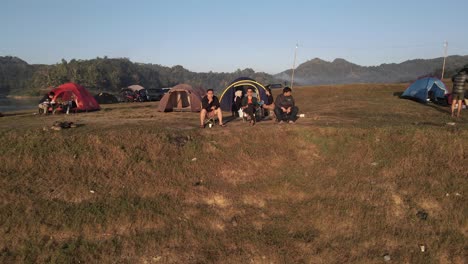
[[0, 83, 467, 263]]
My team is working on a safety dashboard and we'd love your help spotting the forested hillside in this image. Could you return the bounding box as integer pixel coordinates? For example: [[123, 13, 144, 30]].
[[0, 56, 275, 96], [1, 55, 467, 96]]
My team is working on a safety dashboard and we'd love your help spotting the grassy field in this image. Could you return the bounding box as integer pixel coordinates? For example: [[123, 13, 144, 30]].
[[0, 83, 467, 263]]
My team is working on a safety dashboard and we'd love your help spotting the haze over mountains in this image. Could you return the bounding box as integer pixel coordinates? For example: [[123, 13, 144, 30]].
[[0, 55, 467, 96], [276, 55, 468, 85]]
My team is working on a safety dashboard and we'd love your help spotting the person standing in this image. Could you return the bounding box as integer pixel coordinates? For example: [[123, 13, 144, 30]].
[[200, 89, 226, 128], [451, 68, 468, 118], [232, 89, 243, 117], [274, 87, 299, 123]]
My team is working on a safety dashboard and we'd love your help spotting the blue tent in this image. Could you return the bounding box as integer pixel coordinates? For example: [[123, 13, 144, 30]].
[[402, 77, 448, 103], [219, 77, 268, 112]]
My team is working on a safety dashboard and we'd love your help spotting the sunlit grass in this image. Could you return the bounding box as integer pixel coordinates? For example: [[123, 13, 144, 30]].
[[0, 83, 466, 263]]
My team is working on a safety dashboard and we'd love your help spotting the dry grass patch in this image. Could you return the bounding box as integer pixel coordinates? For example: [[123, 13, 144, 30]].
[[0, 84, 467, 263]]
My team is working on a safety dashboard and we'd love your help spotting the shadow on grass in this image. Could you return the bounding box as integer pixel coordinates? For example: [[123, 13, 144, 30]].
[[101, 103, 156, 112], [1, 112, 34, 117], [399, 94, 451, 115], [223, 115, 238, 124], [425, 103, 450, 115]]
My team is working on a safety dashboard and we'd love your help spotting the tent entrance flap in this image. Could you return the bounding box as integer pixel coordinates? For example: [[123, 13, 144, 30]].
[[171, 91, 191, 111], [157, 84, 203, 112]]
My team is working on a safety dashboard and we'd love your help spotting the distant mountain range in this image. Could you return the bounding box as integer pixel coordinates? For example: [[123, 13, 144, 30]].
[[275, 55, 468, 85], [1, 55, 467, 96]]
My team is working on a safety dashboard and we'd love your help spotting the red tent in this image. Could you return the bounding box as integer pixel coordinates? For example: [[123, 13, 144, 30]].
[[50, 83, 100, 111]]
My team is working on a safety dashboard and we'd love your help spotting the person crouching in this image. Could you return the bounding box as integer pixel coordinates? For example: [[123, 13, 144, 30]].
[[38, 92, 55, 115], [274, 87, 299, 124]]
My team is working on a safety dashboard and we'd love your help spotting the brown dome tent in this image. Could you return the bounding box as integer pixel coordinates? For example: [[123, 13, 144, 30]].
[[158, 84, 205, 112]]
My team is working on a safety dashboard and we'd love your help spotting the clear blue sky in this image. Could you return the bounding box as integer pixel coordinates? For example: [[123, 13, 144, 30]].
[[1, 0, 468, 74]]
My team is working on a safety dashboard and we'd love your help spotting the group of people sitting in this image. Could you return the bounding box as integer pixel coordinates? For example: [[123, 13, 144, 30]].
[[199, 86, 299, 128], [38, 92, 77, 115]]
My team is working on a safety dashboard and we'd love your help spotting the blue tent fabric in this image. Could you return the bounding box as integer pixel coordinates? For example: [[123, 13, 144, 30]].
[[219, 77, 268, 112], [402, 77, 447, 103]]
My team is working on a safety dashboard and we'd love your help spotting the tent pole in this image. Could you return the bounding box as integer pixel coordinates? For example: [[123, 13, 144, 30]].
[[291, 43, 298, 89], [441, 41, 448, 80]]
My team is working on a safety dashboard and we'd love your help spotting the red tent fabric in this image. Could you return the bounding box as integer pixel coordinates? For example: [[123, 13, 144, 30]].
[[50, 83, 100, 111]]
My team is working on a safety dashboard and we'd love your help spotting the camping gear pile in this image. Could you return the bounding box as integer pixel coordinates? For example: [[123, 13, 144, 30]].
[[48, 121, 78, 131]]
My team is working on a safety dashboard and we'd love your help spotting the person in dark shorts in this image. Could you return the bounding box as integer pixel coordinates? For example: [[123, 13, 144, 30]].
[[451, 67, 468, 118], [200, 89, 226, 128]]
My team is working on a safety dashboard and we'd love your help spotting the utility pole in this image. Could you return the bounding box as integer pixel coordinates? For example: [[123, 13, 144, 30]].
[[441, 41, 448, 80], [291, 43, 298, 89]]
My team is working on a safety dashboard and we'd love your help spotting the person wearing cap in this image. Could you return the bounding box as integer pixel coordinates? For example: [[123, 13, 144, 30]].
[[274, 87, 299, 123], [451, 66, 468, 118]]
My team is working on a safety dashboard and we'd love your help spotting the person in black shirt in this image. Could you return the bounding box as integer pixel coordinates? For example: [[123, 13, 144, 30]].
[[38, 92, 56, 115], [451, 68, 468, 118], [262, 87, 275, 118], [200, 89, 226, 128], [241, 87, 259, 125]]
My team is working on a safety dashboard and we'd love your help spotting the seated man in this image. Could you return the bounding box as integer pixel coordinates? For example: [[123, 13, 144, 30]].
[[274, 87, 299, 124], [200, 89, 226, 128], [38, 92, 55, 115], [65, 94, 77, 114], [241, 87, 259, 125], [262, 87, 275, 118]]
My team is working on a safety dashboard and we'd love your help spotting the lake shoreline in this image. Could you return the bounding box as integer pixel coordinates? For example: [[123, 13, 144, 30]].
[[0, 97, 40, 112], [3, 95, 40, 99]]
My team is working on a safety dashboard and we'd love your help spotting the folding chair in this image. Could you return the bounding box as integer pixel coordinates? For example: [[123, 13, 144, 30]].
[[204, 111, 218, 127]]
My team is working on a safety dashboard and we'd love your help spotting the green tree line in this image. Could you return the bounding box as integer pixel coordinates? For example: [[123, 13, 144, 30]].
[[0, 56, 275, 96]]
